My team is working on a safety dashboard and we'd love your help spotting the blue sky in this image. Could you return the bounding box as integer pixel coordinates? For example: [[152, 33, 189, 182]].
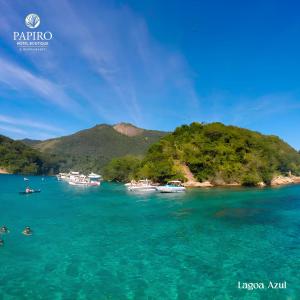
[[0, 0, 300, 149]]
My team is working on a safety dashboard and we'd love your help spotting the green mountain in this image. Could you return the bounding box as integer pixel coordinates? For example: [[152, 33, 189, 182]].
[[104, 122, 300, 185], [0, 135, 59, 174], [20, 138, 42, 146], [33, 123, 167, 172]]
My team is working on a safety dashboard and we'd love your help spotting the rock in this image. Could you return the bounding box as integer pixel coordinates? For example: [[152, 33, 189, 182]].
[[271, 175, 300, 186], [0, 168, 9, 174], [113, 123, 144, 136], [183, 181, 213, 187]]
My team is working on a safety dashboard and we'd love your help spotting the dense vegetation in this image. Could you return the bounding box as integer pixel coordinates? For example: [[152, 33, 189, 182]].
[[0, 135, 60, 174], [104, 122, 300, 186], [34, 124, 167, 173], [103, 155, 142, 182], [3, 121, 300, 184]]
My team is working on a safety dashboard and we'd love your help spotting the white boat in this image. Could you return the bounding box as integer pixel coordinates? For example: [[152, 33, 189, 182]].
[[126, 179, 157, 192], [156, 181, 186, 193], [70, 171, 80, 175], [68, 173, 101, 187], [125, 180, 137, 187], [57, 172, 72, 181], [69, 180, 101, 187], [56, 171, 101, 187], [88, 181, 101, 186], [69, 181, 88, 186], [88, 173, 102, 180]]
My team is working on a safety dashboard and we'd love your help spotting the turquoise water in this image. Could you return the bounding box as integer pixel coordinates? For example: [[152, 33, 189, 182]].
[[0, 175, 300, 299]]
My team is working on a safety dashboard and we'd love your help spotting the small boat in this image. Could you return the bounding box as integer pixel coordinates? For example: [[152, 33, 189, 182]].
[[88, 173, 102, 180], [127, 179, 157, 192], [156, 181, 186, 193], [56, 173, 68, 181], [88, 181, 101, 186], [68, 176, 101, 187], [19, 189, 41, 195], [70, 171, 80, 175], [24, 177, 29, 181], [125, 180, 137, 187], [69, 181, 88, 186]]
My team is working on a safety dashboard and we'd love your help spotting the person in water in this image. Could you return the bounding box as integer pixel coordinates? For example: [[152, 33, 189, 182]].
[[0, 239, 4, 247], [22, 226, 32, 236], [25, 187, 33, 193], [0, 225, 9, 234]]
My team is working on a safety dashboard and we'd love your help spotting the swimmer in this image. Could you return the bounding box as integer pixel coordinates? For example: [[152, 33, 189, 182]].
[[25, 187, 33, 193], [22, 226, 32, 236], [0, 225, 9, 234], [0, 239, 4, 246]]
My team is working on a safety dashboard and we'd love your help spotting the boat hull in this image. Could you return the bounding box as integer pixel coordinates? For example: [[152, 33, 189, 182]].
[[156, 186, 186, 193], [128, 186, 157, 192], [69, 181, 101, 186]]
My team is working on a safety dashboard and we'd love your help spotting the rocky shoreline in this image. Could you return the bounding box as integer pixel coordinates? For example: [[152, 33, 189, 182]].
[[179, 162, 300, 188], [0, 168, 9, 174], [270, 175, 300, 186], [183, 175, 300, 188]]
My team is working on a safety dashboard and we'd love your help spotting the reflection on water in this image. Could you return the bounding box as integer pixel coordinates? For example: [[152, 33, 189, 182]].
[[214, 207, 263, 219], [171, 208, 197, 218]]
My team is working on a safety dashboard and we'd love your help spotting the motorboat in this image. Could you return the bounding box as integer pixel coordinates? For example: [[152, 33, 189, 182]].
[[56, 171, 101, 187], [68, 173, 101, 187], [125, 180, 137, 187], [70, 171, 80, 175], [69, 181, 88, 186], [88, 181, 101, 186], [126, 179, 157, 192], [156, 181, 186, 193], [88, 173, 102, 180], [56, 173, 68, 181], [69, 180, 101, 187]]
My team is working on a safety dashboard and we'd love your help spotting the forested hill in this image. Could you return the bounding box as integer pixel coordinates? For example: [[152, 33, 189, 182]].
[[33, 123, 167, 172], [105, 122, 300, 185], [0, 135, 59, 174]]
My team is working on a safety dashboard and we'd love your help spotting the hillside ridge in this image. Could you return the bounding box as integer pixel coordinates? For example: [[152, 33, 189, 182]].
[[32, 123, 167, 172], [104, 122, 300, 186]]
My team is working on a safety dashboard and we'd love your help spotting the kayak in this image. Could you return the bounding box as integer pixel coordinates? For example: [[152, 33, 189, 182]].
[[19, 190, 41, 195]]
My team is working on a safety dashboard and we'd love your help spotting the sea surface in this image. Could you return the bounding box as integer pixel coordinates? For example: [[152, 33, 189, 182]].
[[0, 175, 300, 299]]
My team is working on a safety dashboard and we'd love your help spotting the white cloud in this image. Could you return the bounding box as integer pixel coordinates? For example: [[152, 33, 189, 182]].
[[0, 114, 63, 133], [0, 57, 82, 116], [0, 124, 27, 135]]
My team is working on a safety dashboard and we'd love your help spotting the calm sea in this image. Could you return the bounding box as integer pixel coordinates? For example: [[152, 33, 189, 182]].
[[0, 175, 300, 299]]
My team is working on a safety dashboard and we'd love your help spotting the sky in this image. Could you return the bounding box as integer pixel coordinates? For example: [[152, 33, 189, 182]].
[[0, 0, 300, 149]]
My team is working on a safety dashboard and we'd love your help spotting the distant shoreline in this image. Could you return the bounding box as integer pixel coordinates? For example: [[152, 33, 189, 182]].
[[1, 172, 300, 189]]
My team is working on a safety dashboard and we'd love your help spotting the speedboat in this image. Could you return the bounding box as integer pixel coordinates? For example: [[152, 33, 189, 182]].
[[56, 173, 68, 181], [69, 174, 88, 186], [88, 173, 102, 180], [156, 181, 186, 193], [88, 181, 101, 186], [126, 179, 157, 192], [69, 180, 101, 187], [69, 181, 88, 186], [125, 180, 137, 187], [69, 174, 101, 187]]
